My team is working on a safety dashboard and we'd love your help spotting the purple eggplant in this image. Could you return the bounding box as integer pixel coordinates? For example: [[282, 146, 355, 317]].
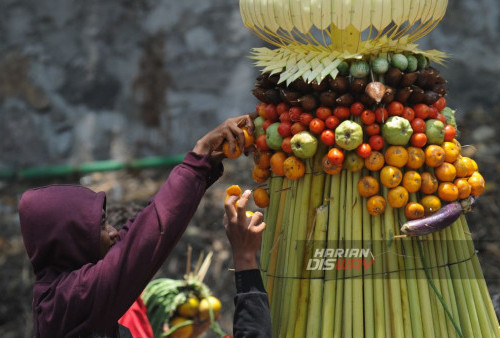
[[400, 197, 476, 236]]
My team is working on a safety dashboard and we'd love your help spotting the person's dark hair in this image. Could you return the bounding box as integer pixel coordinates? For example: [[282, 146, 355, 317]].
[[106, 203, 144, 230]]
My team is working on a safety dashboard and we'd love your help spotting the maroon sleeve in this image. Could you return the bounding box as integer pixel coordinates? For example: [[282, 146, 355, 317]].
[[54, 152, 223, 335]]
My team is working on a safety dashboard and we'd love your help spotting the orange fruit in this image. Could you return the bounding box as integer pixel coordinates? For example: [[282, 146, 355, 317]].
[[177, 297, 200, 317], [384, 146, 409, 168], [454, 178, 471, 199], [252, 166, 271, 183], [438, 182, 459, 202], [242, 127, 254, 148], [253, 188, 270, 208], [169, 317, 194, 338], [453, 157, 469, 178], [270, 152, 286, 176], [380, 166, 403, 188], [420, 172, 439, 194], [364, 151, 385, 172], [283, 156, 306, 180], [387, 186, 409, 208], [462, 157, 476, 177], [357, 176, 380, 198], [452, 138, 462, 151], [253, 151, 271, 169], [435, 162, 457, 182], [442, 142, 460, 163], [405, 202, 425, 220], [322, 154, 342, 175], [224, 185, 242, 206], [366, 195, 387, 216], [468, 172, 485, 197], [421, 195, 442, 215], [470, 159, 479, 172], [222, 142, 242, 159], [406, 147, 425, 170], [402, 171, 422, 193], [198, 296, 222, 321], [424, 145, 445, 167]]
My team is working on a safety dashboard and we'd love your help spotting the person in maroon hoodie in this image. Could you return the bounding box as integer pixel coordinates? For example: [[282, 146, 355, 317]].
[[18, 115, 254, 338]]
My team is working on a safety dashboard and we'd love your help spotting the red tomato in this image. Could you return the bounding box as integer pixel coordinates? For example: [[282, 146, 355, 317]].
[[388, 101, 404, 116], [258, 103, 267, 119], [433, 97, 447, 112], [291, 122, 307, 135], [350, 102, 365, 116], [277, 102, 290, 115], [315, 107, 332, 120], [411, 118, 426, 133], [365, 124, 381, 136], [256, 134, 269, 151], [401, 107, 415, 122], [256, 103, 266, 113], [356, 143, 372, 158], [281, 137, 293, 153], [299, 113, 314, 126], [265, 104, 279, 121], [325, 115, 340, 130], [444, 125, 456, 142], [375, 107, 389, 123], [263, 119, 272, 131], [279, 112, 291, 122], [333, 106, 350, 119], [320, 129, 335, 146], [436, 112, 447, 124], [428, 106, 438, 119], [289, 107, 303, 122], [361, 110, 376, 125], [309, 118, 326, 134], [327, 148, 344, 165], [413, 104, 429, 119], [410, 133, 427, 148], [369, 135, 385, 151], [278, 122, 292, 137]]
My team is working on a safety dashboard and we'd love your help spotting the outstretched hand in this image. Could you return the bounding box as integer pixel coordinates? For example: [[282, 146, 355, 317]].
[[224, 190, 266, 271]]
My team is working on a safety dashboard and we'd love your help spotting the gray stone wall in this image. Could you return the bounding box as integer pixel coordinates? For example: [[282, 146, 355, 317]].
[[0, 0, 498, 169]]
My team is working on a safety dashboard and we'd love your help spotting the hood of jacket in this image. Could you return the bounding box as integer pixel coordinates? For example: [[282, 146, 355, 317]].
[[19, 185, 106, 279]]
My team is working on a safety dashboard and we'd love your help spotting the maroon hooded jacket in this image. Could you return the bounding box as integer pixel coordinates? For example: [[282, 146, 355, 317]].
[[18, 152, 222, 337]]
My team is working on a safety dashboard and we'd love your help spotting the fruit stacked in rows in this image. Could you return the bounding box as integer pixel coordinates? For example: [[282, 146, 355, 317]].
[[243, 53, 485, 218]]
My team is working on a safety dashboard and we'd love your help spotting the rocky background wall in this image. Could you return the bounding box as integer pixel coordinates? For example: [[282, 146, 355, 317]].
[[0, 0, 499, 337]]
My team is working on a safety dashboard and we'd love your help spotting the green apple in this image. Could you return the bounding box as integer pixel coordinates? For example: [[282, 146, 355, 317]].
[[425, 119, 445, 145], [335, 120, 363, 150], [254, 116, 265, 137], [290, 131, 318, 159], [265, 123, 283, 150], [382, 116, 413, 145]]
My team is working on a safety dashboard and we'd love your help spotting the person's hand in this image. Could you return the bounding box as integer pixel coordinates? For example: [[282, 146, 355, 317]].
[[192, 113, 257, 161], [224, 190, 266, 271]]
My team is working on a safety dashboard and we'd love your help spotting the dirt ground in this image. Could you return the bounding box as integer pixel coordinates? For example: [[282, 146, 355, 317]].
[[1, 106, 500, 337]]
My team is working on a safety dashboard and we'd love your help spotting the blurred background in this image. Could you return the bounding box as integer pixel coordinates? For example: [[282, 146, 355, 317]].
[[0, 0, 499, 337]]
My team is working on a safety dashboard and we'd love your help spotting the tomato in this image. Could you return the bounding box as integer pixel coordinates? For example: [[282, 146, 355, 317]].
[[375, 107, 389, 123], [277, 122, 292, 137], [256, 102, 266, 113], [256, 134, 269, 151], [258, 103, 267, 119], [315, 107, 332, 120], [325, 115, 340, 129], [281, 137, 293, 153], [299, 113, 314, 126], [262, 119, 272, 131], [356, 143, 372, 159], [410, 118, 426, 133], [320, 129, 335, 146], [279, 112, 291, 122], [410, 133, 427, 147], [289, 107, 303, 122], [433, 97, 446, 111], [350, 102, 365, 116], [388, 101, 404, 116], [413, 104, 429, 119], [327, 148, 344, 165], [291, 122, 307, 135], [401, 107, 415, 122], [435, 112, 447, 124], [361, 109, 376, 125], [427, 106, 438, 119], [309, 118, 325, 134], [444, 125, 456, 142], [277, 102, 290, 115], [265, 104, 279, 121], [333, 106, 350, 119], [365, 123, 381, 136], [369, 135, 385, 151]]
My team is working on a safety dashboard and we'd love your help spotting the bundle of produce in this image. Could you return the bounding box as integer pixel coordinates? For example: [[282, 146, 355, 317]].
[[221, 0, 500, 337], [142, 250, 225, 337]]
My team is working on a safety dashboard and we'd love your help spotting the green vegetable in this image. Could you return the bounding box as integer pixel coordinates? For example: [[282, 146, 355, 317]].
[[391, 54, 408, 71], [441, 107, 457, 128], [372, 57, 389, 75], [407, 55, 418, 72], [337, 61, 350, 76], [350, 61, 370, 78], [416, 54, 429, 70]]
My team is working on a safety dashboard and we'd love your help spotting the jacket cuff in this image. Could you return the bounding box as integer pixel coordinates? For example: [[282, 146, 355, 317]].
[[235, 269, 266, 294], [183, 152, 223, 188]]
